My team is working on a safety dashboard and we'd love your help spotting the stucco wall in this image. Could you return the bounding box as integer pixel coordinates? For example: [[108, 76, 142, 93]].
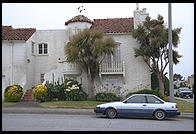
[[2, 40, 27, 100], [94, 33, 151, 97]]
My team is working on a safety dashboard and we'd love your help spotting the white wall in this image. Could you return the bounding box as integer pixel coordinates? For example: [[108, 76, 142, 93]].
[[2, 40, 28, 100], [94, 33, 151, 97]]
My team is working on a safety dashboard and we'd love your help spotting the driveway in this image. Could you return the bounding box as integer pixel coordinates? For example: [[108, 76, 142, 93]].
[[175, 95, 194, 103]]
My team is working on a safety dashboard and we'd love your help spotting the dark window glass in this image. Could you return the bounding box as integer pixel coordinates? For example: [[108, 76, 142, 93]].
[[126, 95, 146, 103], [147, 96, 163, 104], [40, 73, 45, 83], [39, 44, 42, 54], [44, 44, 48, 54]]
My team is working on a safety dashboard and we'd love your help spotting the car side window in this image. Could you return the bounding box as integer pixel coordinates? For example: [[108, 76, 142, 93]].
[[126, 96, 146, 103], [147, 96, 163, 104]]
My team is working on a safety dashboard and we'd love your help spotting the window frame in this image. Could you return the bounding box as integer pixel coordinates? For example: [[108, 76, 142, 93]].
[[38, 43, 48, 55], [40, 73, 45, 83], [146, 96, 164, 104], [125, 95, 147, 103]]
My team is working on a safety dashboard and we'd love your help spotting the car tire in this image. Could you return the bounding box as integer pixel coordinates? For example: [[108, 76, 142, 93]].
[[106, 108, 117, 119], [153, 110, 166, 120]]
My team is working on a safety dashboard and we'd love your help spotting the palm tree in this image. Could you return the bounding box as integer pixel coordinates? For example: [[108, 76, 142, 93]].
[[65, 29, 116, 98], [132, 15, 182, 95]]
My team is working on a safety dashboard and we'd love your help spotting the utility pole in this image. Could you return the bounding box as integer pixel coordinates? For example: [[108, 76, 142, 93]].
[[168, 3, 174, 102]]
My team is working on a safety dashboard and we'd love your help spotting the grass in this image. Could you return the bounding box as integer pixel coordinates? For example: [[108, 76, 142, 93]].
[[2, 102, 17, 107], [174, 99, 194, 113], [2, 99, 194, 113], [39, 101, 105, 109]]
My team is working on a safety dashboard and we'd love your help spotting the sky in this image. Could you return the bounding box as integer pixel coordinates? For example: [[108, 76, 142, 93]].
[[2, 3, 194, 79]]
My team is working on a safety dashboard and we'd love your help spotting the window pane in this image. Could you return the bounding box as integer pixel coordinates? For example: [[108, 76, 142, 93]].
[[147, 96, 162, 104], [40, 73, 45, 83], [39, 44, 42, 54], [32, 43, 34, 54], [44, 44, 48, 54], [127, 96, 146, 103]]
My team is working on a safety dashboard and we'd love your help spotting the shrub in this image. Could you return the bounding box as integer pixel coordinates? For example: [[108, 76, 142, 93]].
[[95, 92, 122, 102], [126, 89, 166, 101], [151, 72, 170, 96], [64, 79, 87, 101], [46, 83, 66, 101], [4, 85, 23, 102], [32, 84, 48, 102]]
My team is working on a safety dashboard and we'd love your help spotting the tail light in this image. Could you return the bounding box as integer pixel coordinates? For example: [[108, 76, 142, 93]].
[[175, 104, 178, 108]]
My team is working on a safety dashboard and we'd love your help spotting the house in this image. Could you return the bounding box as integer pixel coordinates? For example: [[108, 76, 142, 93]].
[[2, 6, 151, 100], [186, 74, 194, 88]]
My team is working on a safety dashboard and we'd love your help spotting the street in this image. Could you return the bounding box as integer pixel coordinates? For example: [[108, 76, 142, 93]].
[[2, 113, 194, 131]]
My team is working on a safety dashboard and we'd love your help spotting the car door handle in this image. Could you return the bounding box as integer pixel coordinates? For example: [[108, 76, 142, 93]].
[[143, 104, 147, 106]]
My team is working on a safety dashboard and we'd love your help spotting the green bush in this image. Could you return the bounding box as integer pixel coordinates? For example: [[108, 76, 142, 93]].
[[32, 84, 48, 102], [46, 79, 87, 101], [4, 85, 23, 102], [151, 72, 169, 96], [46, 83, 66, 101], [95, 92, 122, 102], [126, 89, 166, 101], [64, 79, 87, 101]]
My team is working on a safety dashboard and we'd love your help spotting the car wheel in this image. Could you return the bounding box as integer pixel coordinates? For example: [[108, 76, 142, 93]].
[[153, 110, 166, 120], [106, 108, 117, 119]]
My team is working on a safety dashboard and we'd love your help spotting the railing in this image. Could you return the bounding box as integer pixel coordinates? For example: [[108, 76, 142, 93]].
[[99, 61, 125, 77], [63, 62, 81, 75]]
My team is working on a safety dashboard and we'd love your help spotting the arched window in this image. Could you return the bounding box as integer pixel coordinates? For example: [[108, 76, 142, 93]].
[[104, 42, 121, 63], [38, 43, 48, 54]]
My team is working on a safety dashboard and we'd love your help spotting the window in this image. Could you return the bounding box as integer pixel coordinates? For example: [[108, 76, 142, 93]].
[[147, 96, 163, 104], [38, 43, 48, 54], [44, 44, 48, 54], [126, 95, 146, 103], [32, 42, 34, 54], [40, 73, 45, 83], [104, 43, 121, 63]]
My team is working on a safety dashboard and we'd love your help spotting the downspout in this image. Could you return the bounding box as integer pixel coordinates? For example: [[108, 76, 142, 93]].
[[11, 40, 14, 85]]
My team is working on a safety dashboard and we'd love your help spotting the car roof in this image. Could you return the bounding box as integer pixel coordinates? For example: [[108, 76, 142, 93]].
[[132, 94, 156, 96]]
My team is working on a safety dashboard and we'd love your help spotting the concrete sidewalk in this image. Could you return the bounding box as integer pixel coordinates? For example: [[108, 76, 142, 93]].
[[2, 103, 194, 120]]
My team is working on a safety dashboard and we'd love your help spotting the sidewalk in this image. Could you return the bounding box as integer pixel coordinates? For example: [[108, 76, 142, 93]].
[[2, 102, 194, 119]]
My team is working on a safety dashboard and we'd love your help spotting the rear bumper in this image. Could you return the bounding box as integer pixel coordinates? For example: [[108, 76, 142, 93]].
[[166, 110, 181, 116]]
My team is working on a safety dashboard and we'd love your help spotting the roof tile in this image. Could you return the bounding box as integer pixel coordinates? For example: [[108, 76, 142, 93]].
[[2, 26, 36, 41], [90, 18, 134, 33]]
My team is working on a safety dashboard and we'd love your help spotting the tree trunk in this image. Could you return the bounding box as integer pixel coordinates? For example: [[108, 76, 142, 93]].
[[87, 68, 94, 98], [156, 72, 165, 95]]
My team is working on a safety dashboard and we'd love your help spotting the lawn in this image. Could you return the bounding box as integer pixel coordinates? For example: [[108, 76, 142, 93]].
[[174, 99, 194, 113], [2, 99, 194, 113], [39, 101, 105, 109], [2, 102, 17, 107]]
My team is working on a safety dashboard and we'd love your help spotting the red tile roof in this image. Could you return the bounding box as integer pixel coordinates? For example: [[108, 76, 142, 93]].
[[65, 15, 93, 25], [65, 15, 134, 33], [2, 26, 36, 41], [90, 18, 134, 33]]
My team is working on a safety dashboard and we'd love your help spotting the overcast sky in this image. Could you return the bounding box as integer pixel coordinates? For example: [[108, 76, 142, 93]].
[[2, 3, 194, 79]]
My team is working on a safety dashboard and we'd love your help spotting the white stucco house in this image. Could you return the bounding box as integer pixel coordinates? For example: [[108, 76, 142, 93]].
[[2, 7, 151, 100]]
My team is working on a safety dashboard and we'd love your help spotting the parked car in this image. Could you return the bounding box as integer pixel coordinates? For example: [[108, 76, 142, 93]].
[[176, 87, 193, 99], [94, 94, 180, 120], [174, 89, 179, 97]]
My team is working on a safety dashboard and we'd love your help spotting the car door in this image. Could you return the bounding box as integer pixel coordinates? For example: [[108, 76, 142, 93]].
[[120, 95, 148, 116], [146, 96, 165, 116]]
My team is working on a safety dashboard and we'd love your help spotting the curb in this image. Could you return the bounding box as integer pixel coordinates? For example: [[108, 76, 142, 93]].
[[2, 107, 94, 115], [2, 107, 194, 119]]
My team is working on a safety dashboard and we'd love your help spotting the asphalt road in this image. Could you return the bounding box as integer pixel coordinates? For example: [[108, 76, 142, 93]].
[[2, 114, 194, 131]]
